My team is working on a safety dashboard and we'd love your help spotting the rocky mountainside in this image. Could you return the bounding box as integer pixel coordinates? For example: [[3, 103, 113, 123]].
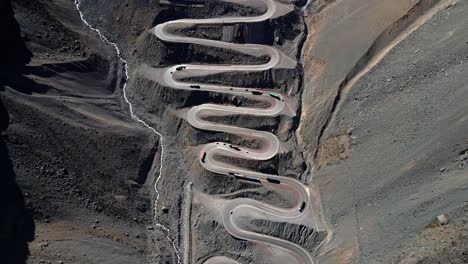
[[300, 0, 468, 263], [1, 0, 156, 263], [1, 0, 467, 263]]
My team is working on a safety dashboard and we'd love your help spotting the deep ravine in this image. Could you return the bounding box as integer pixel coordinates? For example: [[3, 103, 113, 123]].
[[73, 0, 182, 263]]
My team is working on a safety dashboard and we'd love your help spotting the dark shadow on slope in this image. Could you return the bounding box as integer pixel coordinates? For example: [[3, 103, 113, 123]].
[[0, 0, 50, 95], [0, 1, 36, 263], [0, 98, 36, 264], [0, 0, 31, 70], [0, 74, 51, 94]]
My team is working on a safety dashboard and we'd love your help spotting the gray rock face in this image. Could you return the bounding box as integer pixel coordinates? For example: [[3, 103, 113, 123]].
[[247, 219, 326, 252]]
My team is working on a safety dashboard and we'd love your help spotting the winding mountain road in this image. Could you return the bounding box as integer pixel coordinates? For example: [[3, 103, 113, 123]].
[[153, 1, 315, 263]]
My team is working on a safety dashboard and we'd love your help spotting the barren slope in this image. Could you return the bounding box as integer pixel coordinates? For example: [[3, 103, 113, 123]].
[[301, 0, 468, 262], [1, 0, 158, 263]]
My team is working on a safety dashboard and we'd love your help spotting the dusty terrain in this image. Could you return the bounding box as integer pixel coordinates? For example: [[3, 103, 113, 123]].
[[1, 0, 467, 263], [300, 0, 468, 263], [1, 0, 155, 263]]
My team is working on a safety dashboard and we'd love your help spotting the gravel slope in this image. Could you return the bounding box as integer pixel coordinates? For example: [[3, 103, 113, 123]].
[[1, 0, 157, 263], [315, 1, 468, 263]]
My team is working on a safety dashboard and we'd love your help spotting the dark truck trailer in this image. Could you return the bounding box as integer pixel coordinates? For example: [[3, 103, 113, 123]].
[[266, 178, 280, 184], [229, 145, 241, 151], [299, 202, 306, 212], [251, 90, 263, 95], [235, 175, 261, 183], [246, 176, 261, 183], [201, 152, 206, 163], [161, 0, 206, 5]]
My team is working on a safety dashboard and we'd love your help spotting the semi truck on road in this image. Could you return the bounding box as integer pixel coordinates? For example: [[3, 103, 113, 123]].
[[269, 92, 281, 100], [266, 178, 280, 184], [299, 202, 306, 212], [251, 90, 263, 95], [235, 175, 261, 183], [229, 145, 241, 151]]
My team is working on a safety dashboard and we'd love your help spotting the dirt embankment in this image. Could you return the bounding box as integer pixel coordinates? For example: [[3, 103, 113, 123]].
[[299, 0, 447, 172], [299, 0, 468, 263]]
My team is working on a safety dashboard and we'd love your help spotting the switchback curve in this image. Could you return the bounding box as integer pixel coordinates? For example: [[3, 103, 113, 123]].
[[153, 1, 315, 263]]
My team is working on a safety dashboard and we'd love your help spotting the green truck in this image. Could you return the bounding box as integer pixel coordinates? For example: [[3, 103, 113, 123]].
[[269, 92, 281, 100]]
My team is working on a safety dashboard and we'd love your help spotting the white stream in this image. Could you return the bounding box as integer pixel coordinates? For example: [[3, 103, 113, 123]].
[[73, 1, 181, 263]]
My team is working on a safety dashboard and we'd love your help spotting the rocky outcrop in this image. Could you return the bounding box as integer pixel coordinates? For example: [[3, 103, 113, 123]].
[[248, 219, 326, 252]]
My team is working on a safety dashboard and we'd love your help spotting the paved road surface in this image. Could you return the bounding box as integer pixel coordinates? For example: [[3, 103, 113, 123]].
[[153, 1, 315, 263]]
